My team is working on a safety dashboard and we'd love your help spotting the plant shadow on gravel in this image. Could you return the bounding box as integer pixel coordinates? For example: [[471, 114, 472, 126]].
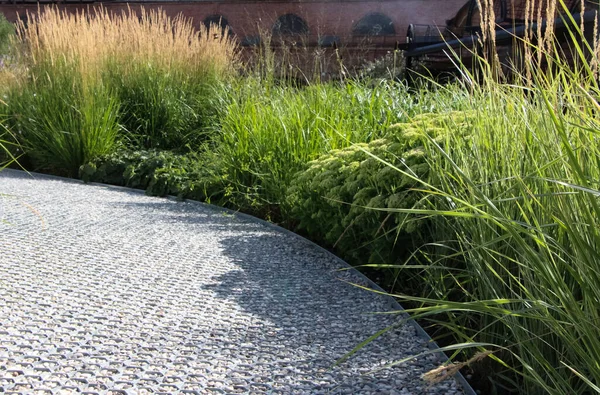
[[100, 197, 457, 392], [204, 232, 456, 393]]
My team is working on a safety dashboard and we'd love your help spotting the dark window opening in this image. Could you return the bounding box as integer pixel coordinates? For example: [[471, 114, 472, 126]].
[[318, 35, 340, 48], [241, 35, 261, 47], [18, 15, 29, 29], [272, 14, 309, 35], [352, 13, 395, 36], [203, 15, 232, 35]]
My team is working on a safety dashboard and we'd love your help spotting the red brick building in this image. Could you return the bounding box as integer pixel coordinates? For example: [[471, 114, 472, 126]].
[[0, 0, 591, 72], [0, 0, 466, 47]]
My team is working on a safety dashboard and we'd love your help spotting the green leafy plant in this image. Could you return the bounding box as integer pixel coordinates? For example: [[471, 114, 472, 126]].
[[0, 13, 14, 56], [287, 111, 474, 287], [80, 149, 225, 201]]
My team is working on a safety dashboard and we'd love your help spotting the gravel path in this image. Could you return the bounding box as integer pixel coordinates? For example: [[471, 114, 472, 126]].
[[0, 169, 467, 395]]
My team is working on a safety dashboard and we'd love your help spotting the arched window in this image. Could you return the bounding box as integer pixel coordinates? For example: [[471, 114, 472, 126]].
[[352, 13, 395, 36], [272, 14, 309, 35], [203, 15, 231, 34]]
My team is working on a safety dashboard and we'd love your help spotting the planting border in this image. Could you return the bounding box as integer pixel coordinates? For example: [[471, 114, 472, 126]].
[[2, 168, 476, 395]]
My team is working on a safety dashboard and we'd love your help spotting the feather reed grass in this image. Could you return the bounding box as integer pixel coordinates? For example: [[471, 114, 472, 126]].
[[6, 6, 237, 174], [16, 6, 237, 87]]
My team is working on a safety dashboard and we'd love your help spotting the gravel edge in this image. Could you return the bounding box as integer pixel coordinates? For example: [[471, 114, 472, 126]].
[[1, 168, 477, 395]]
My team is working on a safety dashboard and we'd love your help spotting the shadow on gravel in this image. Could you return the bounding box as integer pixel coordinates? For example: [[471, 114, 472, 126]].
[[111, 199, 402, 336], [204, 231, 413, 355], [196, 232, 452, 393], [105, 198, 453, 391]]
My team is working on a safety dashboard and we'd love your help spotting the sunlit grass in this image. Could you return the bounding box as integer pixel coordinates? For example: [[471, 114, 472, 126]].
[[355, 1, 600, 393], [211, 77, 471, 219], [5, 6, 238, 175]]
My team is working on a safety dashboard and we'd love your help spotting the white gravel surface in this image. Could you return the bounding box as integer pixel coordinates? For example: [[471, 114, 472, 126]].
[[0, 169, 468, 394]]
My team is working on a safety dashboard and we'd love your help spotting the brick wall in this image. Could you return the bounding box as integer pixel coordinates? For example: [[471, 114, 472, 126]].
[[0, 0, 467, 45]]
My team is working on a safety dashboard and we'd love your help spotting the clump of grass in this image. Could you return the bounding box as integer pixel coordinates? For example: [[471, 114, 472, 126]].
[[17, 6, 237, 85], [412, 79, 600, 393], [9, 69, 120, 176], [210, 77, 469, 219], [356, 1, 600, 393], [6, 6, 237, 175]]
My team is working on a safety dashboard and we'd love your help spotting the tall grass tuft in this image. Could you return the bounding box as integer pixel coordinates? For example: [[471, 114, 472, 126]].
[[17, 7, 236, 85], [7, 6, 237, 174], [9, 69, 120, 176], [359, 1, 600, 393]]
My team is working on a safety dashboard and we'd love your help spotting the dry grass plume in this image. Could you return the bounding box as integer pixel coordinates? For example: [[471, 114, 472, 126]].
[[14, 6, 238, 85]]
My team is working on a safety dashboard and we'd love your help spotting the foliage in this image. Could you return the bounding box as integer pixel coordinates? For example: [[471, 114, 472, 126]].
[[4, 7, 237, 174], [80, 149, 223, 200], [8, 67, 120, 176], [0, 13, 14, 55], [105, 65, 221, 150], [212, 77, 469, 220], [0, 13, 17, 95], [287, 111, 474, 286], [396, 83, 600, 394], [358, 49, 405, 80], [357, 2, 600, 393]]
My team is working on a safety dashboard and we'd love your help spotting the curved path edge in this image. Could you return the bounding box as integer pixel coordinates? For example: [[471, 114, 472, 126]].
[[1, 168, 475, 395]]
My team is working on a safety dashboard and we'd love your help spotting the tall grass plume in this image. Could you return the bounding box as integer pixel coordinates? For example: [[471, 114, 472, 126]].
[[7, 6, 238, 174]]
